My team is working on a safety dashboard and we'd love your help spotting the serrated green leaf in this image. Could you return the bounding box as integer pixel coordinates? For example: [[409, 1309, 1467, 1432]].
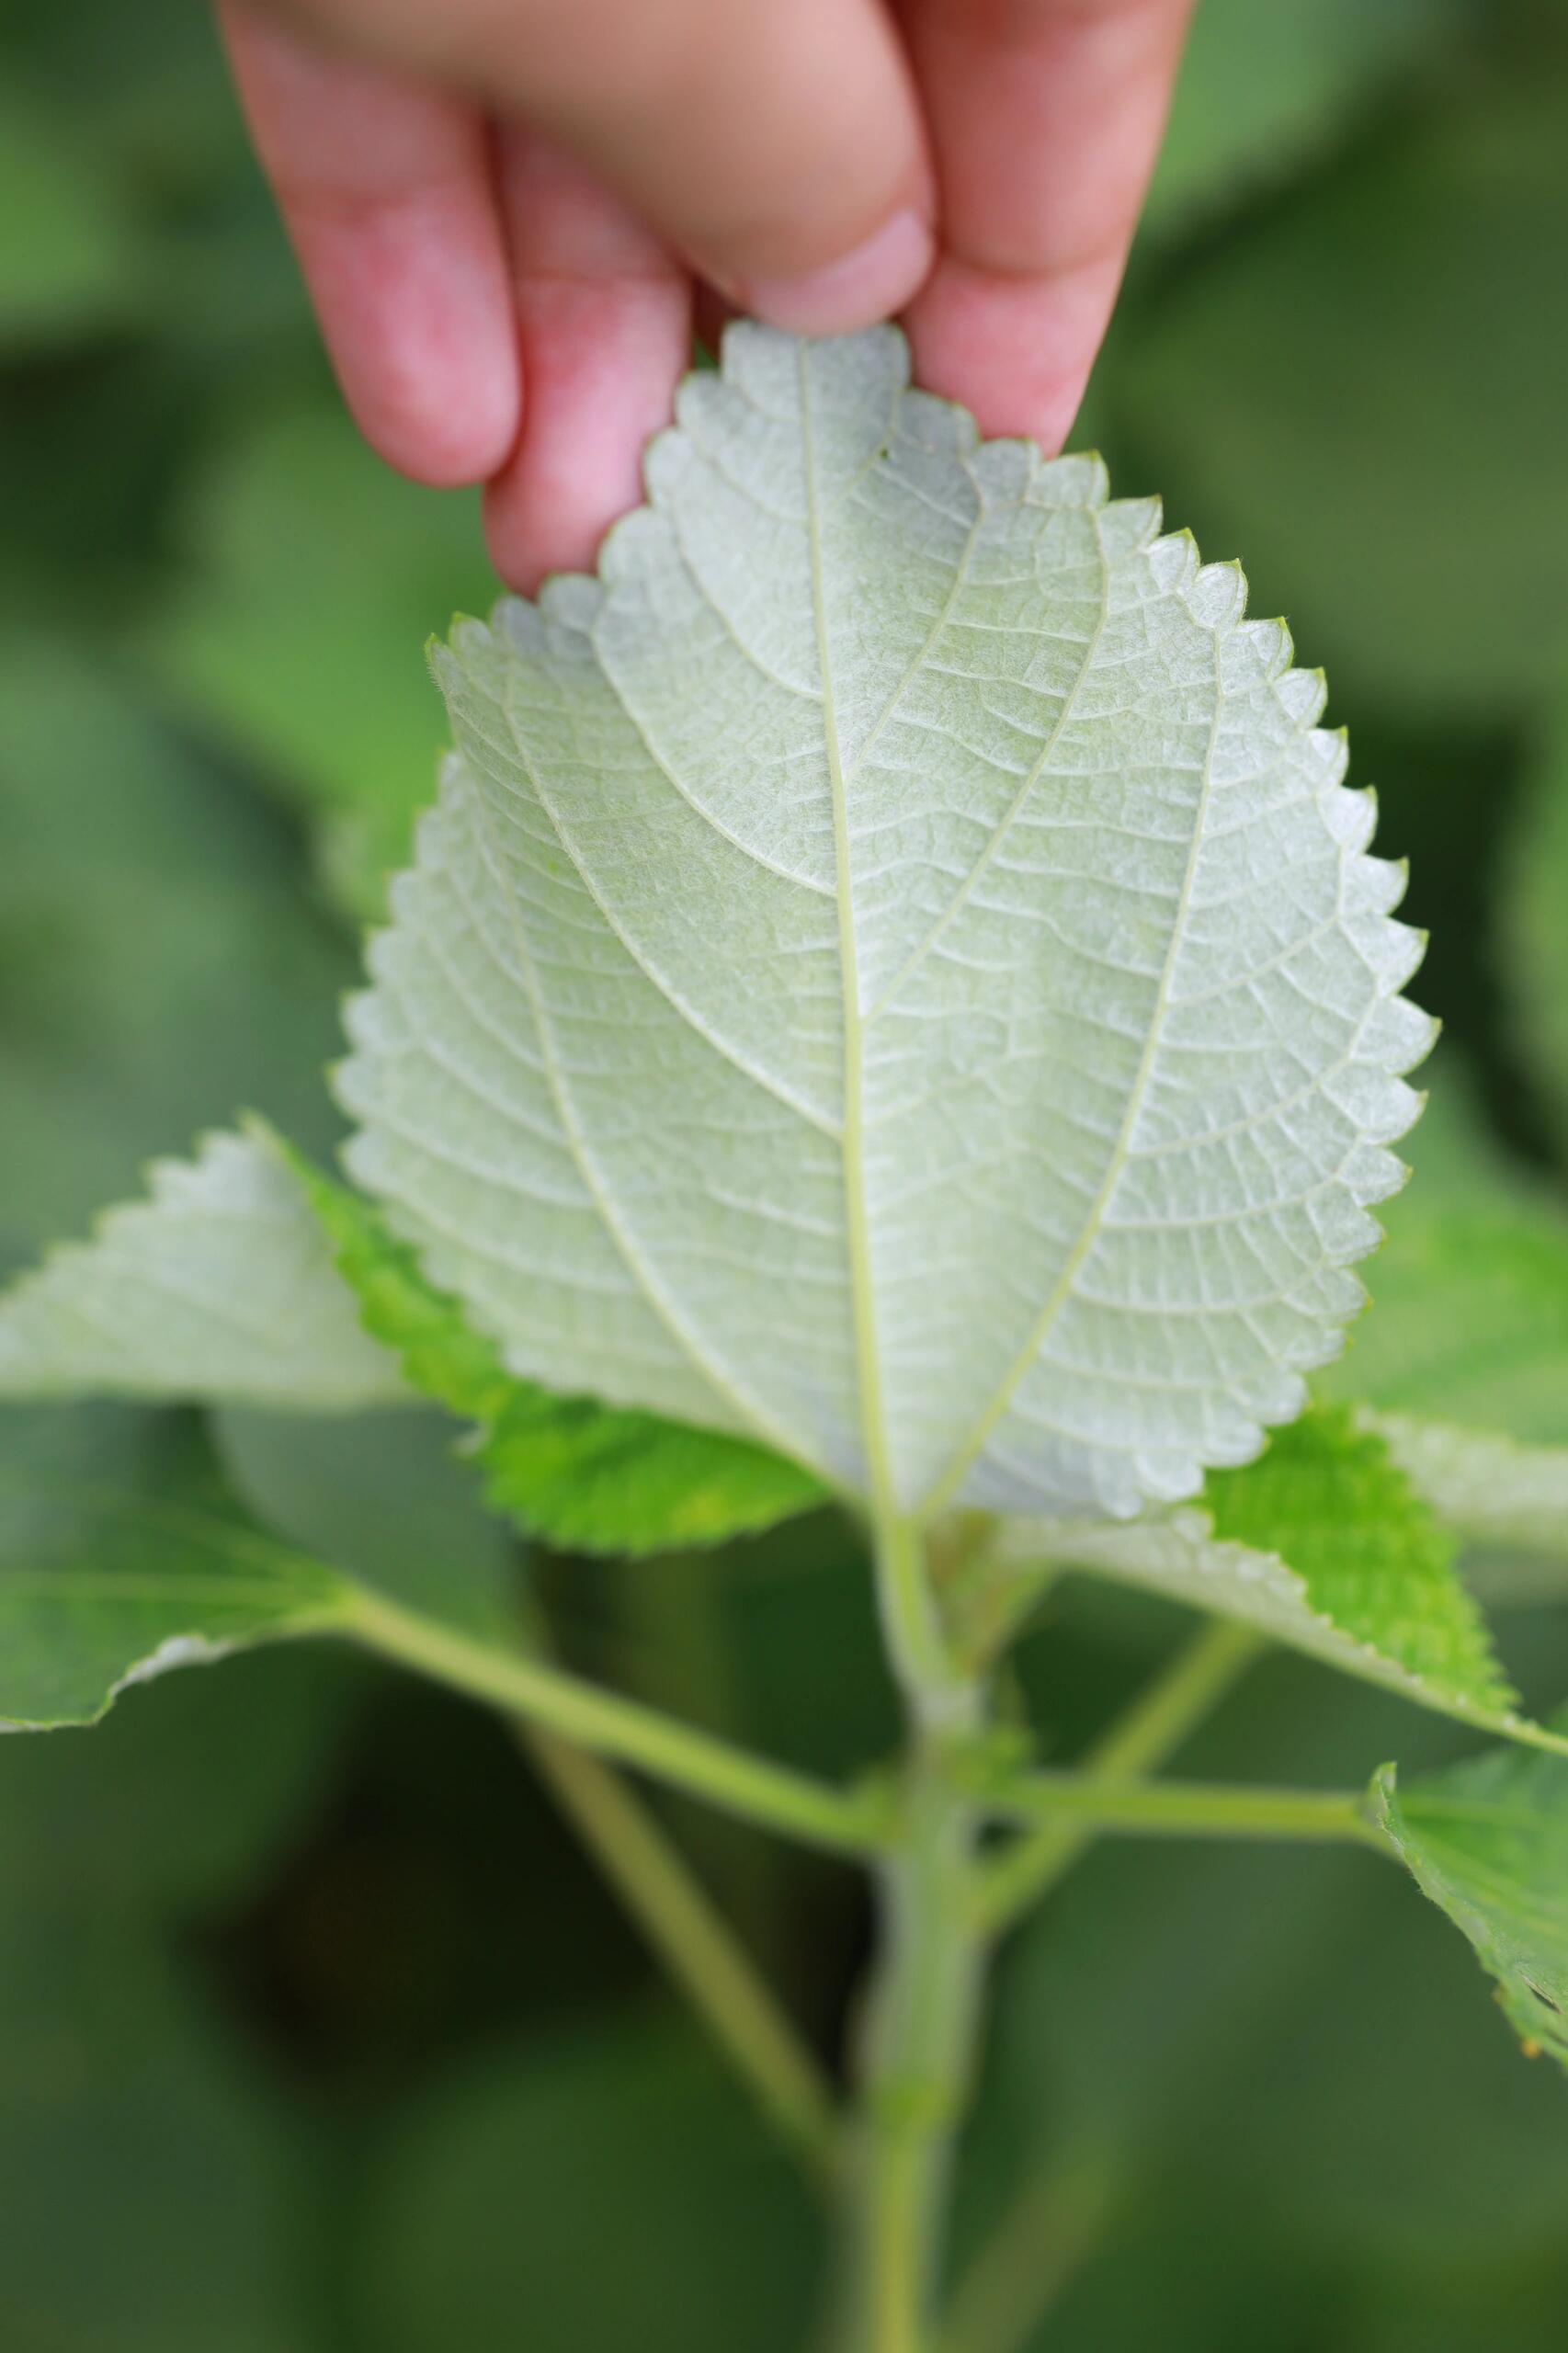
[[1119, 66, 1568, 719], [0, 1127, 405, 1411], [993, 1407, 1551, 1746], [1372, 1732, 1568, 2069], [294, 1155, 825, 1553], [1501, 680, 1568, 1155], [339, 323, 1430, 1529], [0, 1414, 352, 1730]]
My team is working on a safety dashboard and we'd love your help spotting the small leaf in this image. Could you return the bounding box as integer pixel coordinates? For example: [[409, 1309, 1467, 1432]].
[[993, 1407, 1558, 1748], [0, 1416, 352, 1730], [339, 322, 1431, 1527], [293, 1154, 825, 1553], [0, 1126, 405, 1411], [1372, 1732, 1568, 2070]]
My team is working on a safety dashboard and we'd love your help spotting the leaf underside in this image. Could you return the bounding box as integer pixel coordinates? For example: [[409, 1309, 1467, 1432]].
[[0, 1126, 404, 1412], [1374, 1734, 1568, 2072], [339, 322, 1432, 1525]]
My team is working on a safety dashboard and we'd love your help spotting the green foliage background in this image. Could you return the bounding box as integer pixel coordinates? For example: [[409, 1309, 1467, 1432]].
[[3, 1, 1568, 2346]]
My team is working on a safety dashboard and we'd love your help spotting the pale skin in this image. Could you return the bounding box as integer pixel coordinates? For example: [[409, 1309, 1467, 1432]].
[[218, 0, 1196, 593]]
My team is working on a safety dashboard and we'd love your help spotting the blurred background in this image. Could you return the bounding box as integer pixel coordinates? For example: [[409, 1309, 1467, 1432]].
[[3, 1, 1568, 2347]]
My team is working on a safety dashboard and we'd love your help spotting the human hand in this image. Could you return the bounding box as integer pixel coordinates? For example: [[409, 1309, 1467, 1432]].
[[220, 0, 1194, 592]]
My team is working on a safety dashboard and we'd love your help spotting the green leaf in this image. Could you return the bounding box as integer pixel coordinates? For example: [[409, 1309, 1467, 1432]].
[[994, 1407, 1551, 1746], [1372, 1731, 1568, 2069], [1142, 0, 1452, 243], [1118, 66, 1568, 719], [340, 323, 1431, 1528], [0, 640, 352, 1258], [294, 1155, 825, 1553], [0, 1411, 352, 1730], [350, 2015, 819, 2353], [1500, 680, 1568, 1155], [0, 1127, 405, 1411], [141, 399, 497, 921], [1369, 1415, 1568, 1565], [1318, 1155, 1568, 1449], [0, 76, 143, 347]]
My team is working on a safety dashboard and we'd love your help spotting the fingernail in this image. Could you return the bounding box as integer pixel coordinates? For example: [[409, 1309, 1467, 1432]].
[[740, 209, 935, 335]]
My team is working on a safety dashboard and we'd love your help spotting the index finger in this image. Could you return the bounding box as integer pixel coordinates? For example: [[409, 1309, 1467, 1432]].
[[900, 0, 1196, 450]]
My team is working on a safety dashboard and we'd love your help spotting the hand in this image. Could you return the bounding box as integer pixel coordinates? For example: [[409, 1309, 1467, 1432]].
[[220, 0, 1194, 592]]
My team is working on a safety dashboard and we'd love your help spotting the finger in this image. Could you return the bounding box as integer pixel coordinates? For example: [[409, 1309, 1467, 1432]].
[[483, 134, 691, 594], [247, 0, 935, 333], [220, 2, 520, 485], [900, 0, 1195, 450]]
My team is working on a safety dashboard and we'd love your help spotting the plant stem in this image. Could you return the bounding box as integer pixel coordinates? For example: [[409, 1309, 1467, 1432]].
[[340, 1581, 887, 1858], [974, 1620, 1260, 1933], [975, 1771, 1381, 1848], [839, 1512, 989, 2351], [855, 1747, 987, 2351], [938, 2154, 1117, 2353], [519, 1722, 841, 2185]]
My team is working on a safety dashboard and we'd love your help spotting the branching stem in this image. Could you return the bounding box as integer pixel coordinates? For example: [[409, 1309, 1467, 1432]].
[[341, 1581, 888, 1858]]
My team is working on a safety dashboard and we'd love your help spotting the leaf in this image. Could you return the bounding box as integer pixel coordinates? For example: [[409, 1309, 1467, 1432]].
[[0, 639, 352, 1259], [993, 1406, 1556, 1747], [0, 1127, 405, 1411], [1318, 1163, 1568, 1449], [1116, 66, 1568, 720], [1369, 1414, 1568, 1565], [294, 1154, 825, 1552], [1142, 0, 1451, 244], [0, 1411, 352, 1730], [349, 2015, 819, 2353], [141, 399, 497, 921], [1500, 679, 1568, 1155], [339, 322, 1431, 1528], [1372, 1730, 1568, 2069], [0, 75, 143, 347]]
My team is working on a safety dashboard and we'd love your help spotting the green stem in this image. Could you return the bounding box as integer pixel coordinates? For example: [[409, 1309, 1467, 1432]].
[[855, 1749, 987, 2352], [975, 1771, 1381, 1848], [973, 1620, 1260, 1933], [938, 2154, 1117, 2353], [341, 1581, 887, 1858], [519, 1723, 841, 2185], [840, 1513, 989, 2351]]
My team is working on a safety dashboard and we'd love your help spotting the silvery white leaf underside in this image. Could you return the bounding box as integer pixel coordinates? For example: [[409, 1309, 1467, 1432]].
[[340, 323, 1432, 1522]]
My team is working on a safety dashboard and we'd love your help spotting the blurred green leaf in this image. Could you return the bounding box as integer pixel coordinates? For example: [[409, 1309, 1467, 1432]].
[[1119, 63, 1568, 719], [0, 76, 143, 348], [0, 642, 352, 1261], [0, 1405, 351, 1730], [296, 1157, 825, 1553], [0, 1907, 324, 2353], [1500, 680, 1568, 1154], [213, 1401, 517, 1635], [350, 2011, 819, 2353], [1373, 1725, 1568, 2068], [142, 401, 496, 919], [1144, 0, 1453, 241]]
